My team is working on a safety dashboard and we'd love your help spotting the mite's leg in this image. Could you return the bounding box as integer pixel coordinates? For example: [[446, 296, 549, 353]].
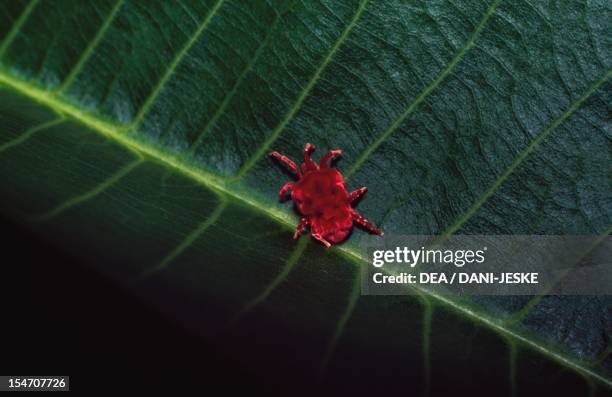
[[319, 149, 342, 168], [311, 232, 331, 248], [348, 187, 367, 204], [301, 143, 318, 173], [351, 210, 384, 236], [269, 151, 300, 177], [293, 217, 309, 239], [278, 182, 294, 202]]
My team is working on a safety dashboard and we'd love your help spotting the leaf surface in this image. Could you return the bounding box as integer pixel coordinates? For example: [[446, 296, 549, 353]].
[[0, 0, 610, 393]]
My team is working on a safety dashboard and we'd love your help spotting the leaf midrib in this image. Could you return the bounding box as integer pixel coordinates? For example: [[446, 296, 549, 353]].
[[0, 70, 610, 388], [2, 0, 610, 387]]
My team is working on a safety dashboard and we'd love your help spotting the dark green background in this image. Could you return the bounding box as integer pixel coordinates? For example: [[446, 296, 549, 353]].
[[0, 0, 610, 394]]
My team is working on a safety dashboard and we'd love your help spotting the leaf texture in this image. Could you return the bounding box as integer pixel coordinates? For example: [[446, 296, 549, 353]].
[[0, 0, 610, 394]]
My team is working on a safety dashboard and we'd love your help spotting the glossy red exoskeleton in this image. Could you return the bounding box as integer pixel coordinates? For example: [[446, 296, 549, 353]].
[[269, 143, 383, 248]]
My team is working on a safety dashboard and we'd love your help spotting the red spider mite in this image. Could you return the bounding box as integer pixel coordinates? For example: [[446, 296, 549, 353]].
[[269, 143, 384, 248]]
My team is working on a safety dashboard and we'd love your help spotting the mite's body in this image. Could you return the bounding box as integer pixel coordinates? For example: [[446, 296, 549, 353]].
[[270, 143, 383, 247]]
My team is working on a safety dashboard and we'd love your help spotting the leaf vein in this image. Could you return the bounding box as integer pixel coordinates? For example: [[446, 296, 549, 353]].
[[130, 0, 225, 129], [0, 70, 610, 386], [141, 199, 228, 276], [318, 268, 361, 378], [0, 116, 64, 153], [233, 0, 369, 179], [56, 0, 125, 94], [37, 157, 143, 220], [440, 69, 611, 236], [505, 227, 612, 326], [186, 11, 281, 155], [0, 0, 39, 59], [345, 0, 502, 178], [227, 236, 309, 327]]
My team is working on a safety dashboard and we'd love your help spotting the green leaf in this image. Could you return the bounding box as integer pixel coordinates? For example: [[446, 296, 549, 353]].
[[0, 0, 610, 393]]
